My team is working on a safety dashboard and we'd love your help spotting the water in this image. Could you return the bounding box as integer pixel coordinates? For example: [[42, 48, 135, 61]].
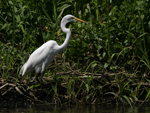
[[0, 104, 150, 113]]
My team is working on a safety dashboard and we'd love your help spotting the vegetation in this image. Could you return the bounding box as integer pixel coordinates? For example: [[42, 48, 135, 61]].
[[0, 0, 150, 107]]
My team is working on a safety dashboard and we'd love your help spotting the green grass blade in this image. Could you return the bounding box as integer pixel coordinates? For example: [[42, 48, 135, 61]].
[[123, 95, 133, 107]]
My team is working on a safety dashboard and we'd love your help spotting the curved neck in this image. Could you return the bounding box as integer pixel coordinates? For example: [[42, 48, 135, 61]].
[[59, 23, 71, 52]]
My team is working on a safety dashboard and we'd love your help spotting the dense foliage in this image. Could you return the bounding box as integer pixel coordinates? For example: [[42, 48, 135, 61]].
[[0, 0, 150, 106]]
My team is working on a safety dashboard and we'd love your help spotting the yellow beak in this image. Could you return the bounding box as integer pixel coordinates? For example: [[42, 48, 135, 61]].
[[73, 17, 86, 23]]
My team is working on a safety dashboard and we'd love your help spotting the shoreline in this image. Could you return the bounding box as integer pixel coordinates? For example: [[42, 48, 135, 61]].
[[0, 72, 149, 107]]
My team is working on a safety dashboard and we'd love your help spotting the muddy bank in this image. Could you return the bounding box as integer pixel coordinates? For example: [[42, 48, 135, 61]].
[[0, 72, 150, 106]]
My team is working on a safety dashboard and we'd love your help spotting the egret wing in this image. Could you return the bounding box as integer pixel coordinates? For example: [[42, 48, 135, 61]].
[[27, 41, 58, 68]]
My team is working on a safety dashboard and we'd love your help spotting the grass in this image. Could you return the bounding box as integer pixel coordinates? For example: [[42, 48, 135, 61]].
[[0, 0, 150, 106]]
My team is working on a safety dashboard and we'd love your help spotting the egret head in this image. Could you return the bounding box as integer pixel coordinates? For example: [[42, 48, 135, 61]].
[[60, 14, 86, 33], [61, 14, 86, 25]]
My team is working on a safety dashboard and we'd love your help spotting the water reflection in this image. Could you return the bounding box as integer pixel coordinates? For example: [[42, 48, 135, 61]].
[[0, 103, 150, 113]]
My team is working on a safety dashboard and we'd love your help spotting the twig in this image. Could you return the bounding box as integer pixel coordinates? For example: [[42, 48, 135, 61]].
[[0, 83, 23, 95], [2, 87, 14, 96], [130, 83, 150, 86]]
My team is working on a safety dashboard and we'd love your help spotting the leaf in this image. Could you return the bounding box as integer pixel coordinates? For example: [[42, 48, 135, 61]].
[[82, 41, 88, 47], [104, 63, 109, 68], [85, 84, 89, 92], [27, 84, 41, 90], [58, 4, 71, 19], [113, 42, 123, 49], [148, 21, 150, 28], [91, 63, 97, 68], [138, 56, 150, 69], [102, 52, 106, 58], [109, 6, 117, 16], [1, 23, 8, 30], [41, 6, 52, 21], [135, 1, 145, 10], [123, 95, 133, 107], [110, 53, 116, 62], [104, 92, 120, 99], [20, 25, 25, 34], [145, 78, 150, 83], [145, 90, 150, 100], [97, 45, 103, 51], [85, 61, 98, 73]]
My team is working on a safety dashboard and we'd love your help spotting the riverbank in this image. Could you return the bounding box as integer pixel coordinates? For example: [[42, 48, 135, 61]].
[[1, 71, 150, 107]]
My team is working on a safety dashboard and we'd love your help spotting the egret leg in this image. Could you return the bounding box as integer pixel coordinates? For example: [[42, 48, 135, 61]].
[[40, 72, 44, 83], [36, 73, 40, 83]]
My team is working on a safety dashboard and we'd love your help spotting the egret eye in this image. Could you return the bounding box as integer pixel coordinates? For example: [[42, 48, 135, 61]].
[[68, 17, 73, 21]]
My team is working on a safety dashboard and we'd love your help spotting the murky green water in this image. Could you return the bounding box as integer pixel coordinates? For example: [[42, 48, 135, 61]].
[[0, 104, 150, 113]]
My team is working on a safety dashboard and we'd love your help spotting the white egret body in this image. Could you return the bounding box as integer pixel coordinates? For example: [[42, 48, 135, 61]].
[[19, 15, 86, 82]]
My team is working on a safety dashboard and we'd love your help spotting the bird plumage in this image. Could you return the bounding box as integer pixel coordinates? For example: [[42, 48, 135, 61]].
[[19, 14, 86, 82]]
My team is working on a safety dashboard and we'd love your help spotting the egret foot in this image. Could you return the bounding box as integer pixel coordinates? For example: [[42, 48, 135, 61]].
[[36, 73, 44, 84]]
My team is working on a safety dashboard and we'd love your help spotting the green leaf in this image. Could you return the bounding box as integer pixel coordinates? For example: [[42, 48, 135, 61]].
[[109, 6, 117, 16], [104, 63, 109, 68], [41, 6, 52, 21], [145, 90, 150, 100], [104, 92, 120, 99], [91, 63, 97, 68], [102, 52, 106, 58], [97, 45, 103, 51], [58, 4, 71, 19], [27, 84, 41, 90], [113, 42, 123, 49], [123, 95, 133, 107], [20, 25, 25, 34], [85, 84, 89, 92]]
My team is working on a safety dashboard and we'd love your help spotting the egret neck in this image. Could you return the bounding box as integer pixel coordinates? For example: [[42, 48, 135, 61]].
[[59, 21, 71, 52]]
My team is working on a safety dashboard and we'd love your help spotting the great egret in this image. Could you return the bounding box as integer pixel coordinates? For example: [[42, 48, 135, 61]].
[[20, 14, 86, 82]]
